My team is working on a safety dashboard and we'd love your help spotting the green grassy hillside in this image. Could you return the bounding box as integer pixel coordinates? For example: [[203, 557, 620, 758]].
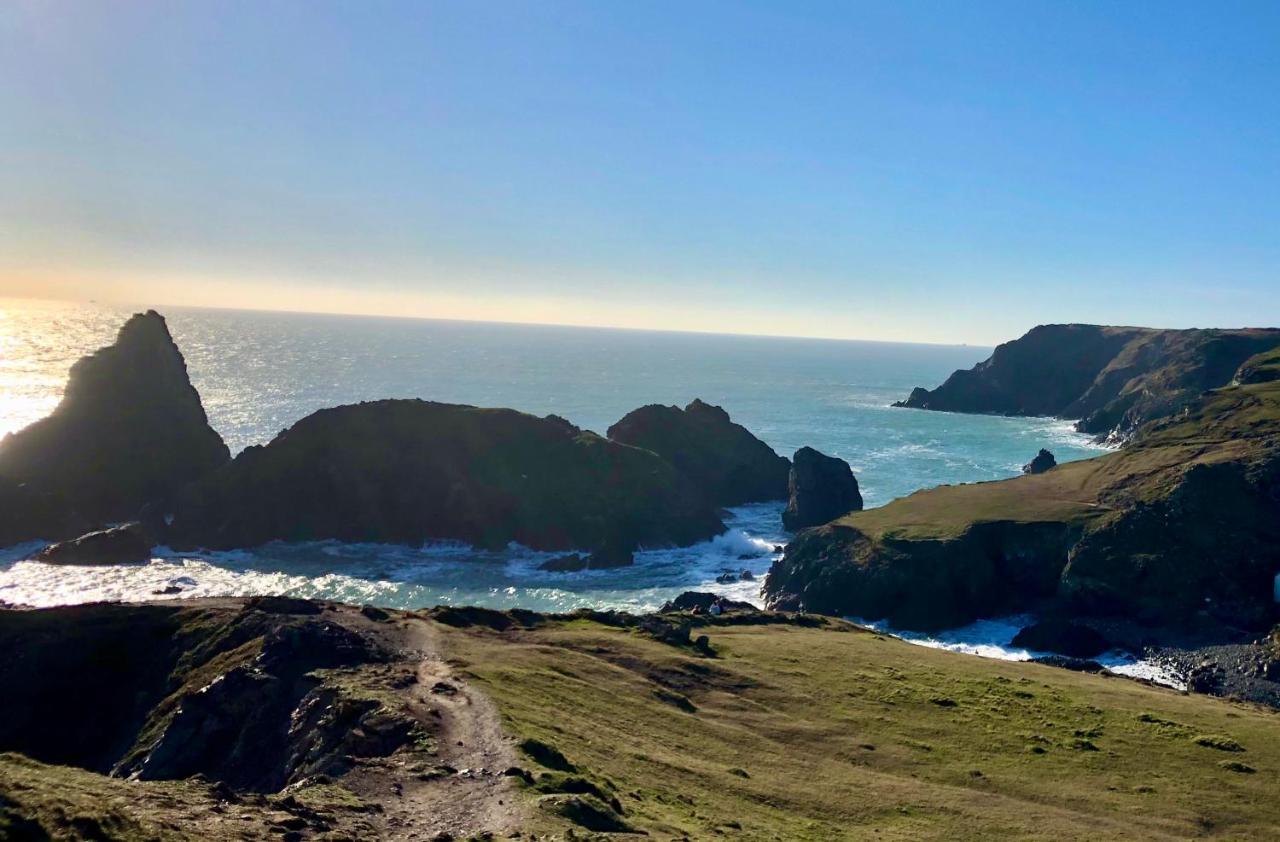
[[445, 613, 1280, 841], [765, 378, 1280, 630]]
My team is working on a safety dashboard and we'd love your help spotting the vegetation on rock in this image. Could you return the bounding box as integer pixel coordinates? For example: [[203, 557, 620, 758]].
[[769, 376, 1280, 631]]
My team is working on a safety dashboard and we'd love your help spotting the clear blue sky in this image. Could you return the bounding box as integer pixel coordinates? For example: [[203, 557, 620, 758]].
[[2, 1, 1277, 343]]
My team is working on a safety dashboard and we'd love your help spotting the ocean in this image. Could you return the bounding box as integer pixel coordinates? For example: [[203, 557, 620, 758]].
[[0, 297, 1154, 674]]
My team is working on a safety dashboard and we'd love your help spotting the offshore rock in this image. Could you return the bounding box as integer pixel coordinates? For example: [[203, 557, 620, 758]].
[[0, 311, 230, 523], [782, 446, 863, 530], [168, 399, 725, 554], [607, 399, 790, 506], [33, 522, 153, 566]]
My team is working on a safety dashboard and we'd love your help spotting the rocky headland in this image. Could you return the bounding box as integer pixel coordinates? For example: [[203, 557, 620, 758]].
[[768, 351, 1280, 638], [894, 323, 1280, 442]]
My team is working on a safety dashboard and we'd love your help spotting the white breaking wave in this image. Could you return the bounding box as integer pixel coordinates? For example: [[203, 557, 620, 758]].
[[851, 614, 1185, 690]]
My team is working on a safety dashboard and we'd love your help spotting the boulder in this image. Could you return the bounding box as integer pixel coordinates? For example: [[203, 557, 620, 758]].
[[658, 591, 758, 614], [1011, 619, 1111, 658], [1022, 449, 1056, 475], [168, 400, 725, 554], [1030, 655, 1106, 673], [607, 399, 790, 506], [782, 447, 863, 530], [0, 311, 230, 523], [33, 522, 152, 566], [539, 547, 635, 572]]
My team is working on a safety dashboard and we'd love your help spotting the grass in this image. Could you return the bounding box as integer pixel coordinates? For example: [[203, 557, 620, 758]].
[[442, 614, 1280, 841], [826, 377, 1280, 545]]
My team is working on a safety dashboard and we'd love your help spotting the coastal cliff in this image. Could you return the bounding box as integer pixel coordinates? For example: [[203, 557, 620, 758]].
[[768, 373, 1280, 632], [895, 324, 1280, 441]]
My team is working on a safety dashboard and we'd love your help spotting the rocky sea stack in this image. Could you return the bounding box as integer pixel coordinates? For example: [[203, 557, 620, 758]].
[[607, 399, 790, 506], [895, 324, 1280, 441], [167, 399, 726, 553], [0, 311, 230, 526], [782, 446, 862, 531]]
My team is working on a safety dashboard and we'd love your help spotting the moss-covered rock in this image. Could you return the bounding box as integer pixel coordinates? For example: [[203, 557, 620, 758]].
[[607, 398, 790, 506], [167, 399, 725, 553]]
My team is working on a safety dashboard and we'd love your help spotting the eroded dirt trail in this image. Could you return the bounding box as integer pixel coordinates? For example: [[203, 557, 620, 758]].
[[343, 613, 525, 840]]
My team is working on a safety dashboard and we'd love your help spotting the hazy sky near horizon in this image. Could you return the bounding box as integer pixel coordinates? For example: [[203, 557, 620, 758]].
[[2, 1, 1278, 344]]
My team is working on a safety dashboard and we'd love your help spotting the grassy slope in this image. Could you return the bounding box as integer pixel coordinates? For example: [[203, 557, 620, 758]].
[[445, 616, 1280, 841], [833, 379, 1280, 542]]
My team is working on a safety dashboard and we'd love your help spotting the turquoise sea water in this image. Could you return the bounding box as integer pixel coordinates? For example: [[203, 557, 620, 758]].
[[0, 298, 1108, 613]]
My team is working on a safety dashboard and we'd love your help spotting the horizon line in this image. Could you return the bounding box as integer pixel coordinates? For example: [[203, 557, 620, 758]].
[[2, 292, 992, 350]]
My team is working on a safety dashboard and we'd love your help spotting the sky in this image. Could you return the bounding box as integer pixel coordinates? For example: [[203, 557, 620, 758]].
[[1, 1, 1278, 345]]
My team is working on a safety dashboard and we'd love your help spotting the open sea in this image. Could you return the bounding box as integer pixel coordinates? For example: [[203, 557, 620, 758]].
[[1, 298, 1172, 679]]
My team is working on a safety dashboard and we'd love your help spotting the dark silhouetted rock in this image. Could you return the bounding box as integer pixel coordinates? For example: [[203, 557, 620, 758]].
[[1022, 449, 1057, 475], [168, 400, 724, 554], [658, 591, 758, 614], [0, 478, 89, 547], [33, 522, 152, 566], [894, 324, 1280, 442], [783, 446, 863, 530], [1012, 620, 1111, 658], [607, 399, 790, 506], [539, 547, 635, 572], [0, 311, 230, 523], [1030, 655, 1106, 673]]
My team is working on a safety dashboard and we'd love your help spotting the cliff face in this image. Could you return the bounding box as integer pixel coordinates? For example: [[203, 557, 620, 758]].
[[0, 311, 230, 524], [607, 399, 790, 506], [896, 324, 1280, 442], [767, 376, 1280, 632], [167, 399, 725, 553]]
